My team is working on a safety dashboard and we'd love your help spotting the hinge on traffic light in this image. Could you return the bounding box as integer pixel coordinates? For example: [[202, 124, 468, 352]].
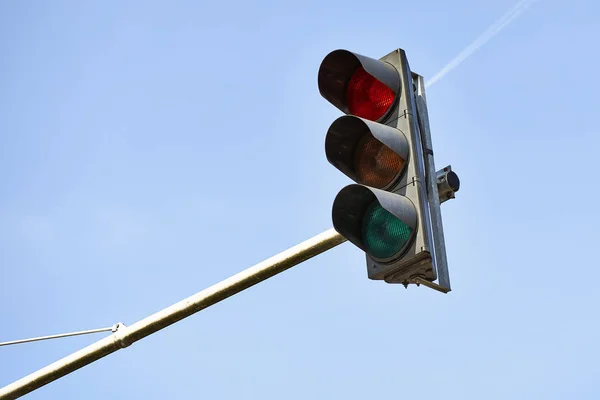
[[400, 109, 411, 119]]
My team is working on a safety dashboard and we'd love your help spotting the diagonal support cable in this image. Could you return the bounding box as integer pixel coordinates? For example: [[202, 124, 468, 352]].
[[0, 325, 120, 347]]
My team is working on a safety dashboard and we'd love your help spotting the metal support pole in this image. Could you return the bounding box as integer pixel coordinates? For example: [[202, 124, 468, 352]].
[[414, 75, 452, 292], [0, 228, 346, 400]]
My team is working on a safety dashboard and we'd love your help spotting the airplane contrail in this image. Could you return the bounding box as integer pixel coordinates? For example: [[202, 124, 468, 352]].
[[425, 0, 540, 88]]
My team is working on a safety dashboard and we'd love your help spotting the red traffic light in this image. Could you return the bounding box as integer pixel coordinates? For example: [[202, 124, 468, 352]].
[[347, 66, 396, 121], [318, 50, 400, 122]]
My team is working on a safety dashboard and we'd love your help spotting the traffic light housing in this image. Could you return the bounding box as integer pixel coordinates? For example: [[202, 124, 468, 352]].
[[319, 48, 456, 291]]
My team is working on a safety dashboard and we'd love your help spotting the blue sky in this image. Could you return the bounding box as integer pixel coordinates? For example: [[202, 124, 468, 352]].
[[1, 0, 599, 398]]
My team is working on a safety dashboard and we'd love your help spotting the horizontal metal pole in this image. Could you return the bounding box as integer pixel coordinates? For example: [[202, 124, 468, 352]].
[[0, 327, 115, 347], [0, 228, 346, 400]]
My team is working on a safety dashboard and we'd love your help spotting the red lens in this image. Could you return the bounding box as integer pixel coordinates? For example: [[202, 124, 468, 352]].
[[346, 67, 395, 121]]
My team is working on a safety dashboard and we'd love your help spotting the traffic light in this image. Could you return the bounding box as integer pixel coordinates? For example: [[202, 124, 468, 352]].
[[318, 48, 458, 292]]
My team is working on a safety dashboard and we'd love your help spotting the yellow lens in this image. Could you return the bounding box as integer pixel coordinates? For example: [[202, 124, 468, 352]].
[[354, 136, 404, 189]]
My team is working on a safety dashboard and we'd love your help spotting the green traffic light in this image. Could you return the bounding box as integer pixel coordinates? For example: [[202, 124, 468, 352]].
[[362, 200, 413, 259]]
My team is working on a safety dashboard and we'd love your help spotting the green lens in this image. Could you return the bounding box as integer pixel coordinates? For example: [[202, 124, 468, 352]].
[[362, 200, 413, 259]]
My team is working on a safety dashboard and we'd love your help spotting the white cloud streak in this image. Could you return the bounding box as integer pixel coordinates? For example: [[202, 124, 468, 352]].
[[425, 0, 540, 88]]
